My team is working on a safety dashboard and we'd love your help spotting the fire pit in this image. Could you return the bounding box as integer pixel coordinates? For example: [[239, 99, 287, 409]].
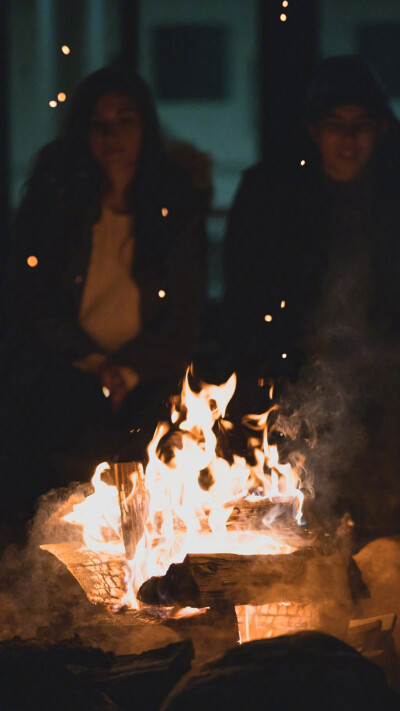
[[32, 368, 400, 702], [39, 371, 351, 639]]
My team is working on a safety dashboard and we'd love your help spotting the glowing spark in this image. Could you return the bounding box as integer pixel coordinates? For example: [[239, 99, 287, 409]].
[[282, 0, 289, 6], [280, 300, 286, 309], [161, 207, 168, 217], [27, 255, 38, 267], [281, 353, 287, 359], [49, 100, 57, 108], [264, 314, 273, 322], [57, 92, 67, 102], [280, 13, 287, 21], [61, 45, 71, 55], [158, 289, 166, 298], [102, 386, 110, 398]]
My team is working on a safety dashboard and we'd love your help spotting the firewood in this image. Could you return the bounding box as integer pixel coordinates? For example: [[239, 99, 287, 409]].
[[112, 462, 147, 561], [139, 549, 312, 607], [78, 639, 194, 711], [226, 498, 296, 530], [164, 602, 240, 664], [138, 545, 352, 609], [41, 542, 126, 607]]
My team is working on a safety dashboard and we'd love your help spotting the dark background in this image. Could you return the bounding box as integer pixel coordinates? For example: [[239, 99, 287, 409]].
[[1, 0, 399, 320]]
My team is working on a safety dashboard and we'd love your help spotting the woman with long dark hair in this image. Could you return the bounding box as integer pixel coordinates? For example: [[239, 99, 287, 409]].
[[0, 65, 205, 538]]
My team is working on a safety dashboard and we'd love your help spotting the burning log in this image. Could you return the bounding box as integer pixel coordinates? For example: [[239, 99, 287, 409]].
[[41, 542, 126, 607], [112, 461, 147, 561], [138, 545, 350, 609]]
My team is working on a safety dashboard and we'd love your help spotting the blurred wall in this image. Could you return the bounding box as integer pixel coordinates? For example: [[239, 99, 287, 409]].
[[319, 0, 400, 116], [137, 0, 259, 212], [6, 0, 399, 304], [135, 0, 259, 302], [8, 0, 120, 208]]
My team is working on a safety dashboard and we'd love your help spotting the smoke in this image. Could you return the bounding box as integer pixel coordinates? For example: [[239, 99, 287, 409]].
[[244, 532, 354, 640], [274, 275, 400, 536], [0, 326, 398, 658], [0, 480, 178, 655], [0, 482, 93, 642]]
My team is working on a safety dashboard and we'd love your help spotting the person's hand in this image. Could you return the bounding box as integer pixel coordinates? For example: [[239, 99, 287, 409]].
[[99, 363, 130, 411], [74, 354, 139, 411]]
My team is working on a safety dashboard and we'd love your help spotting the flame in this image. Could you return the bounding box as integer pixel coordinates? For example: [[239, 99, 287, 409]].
[[54, 369, 310, 608], [63, 462, 124, 557]]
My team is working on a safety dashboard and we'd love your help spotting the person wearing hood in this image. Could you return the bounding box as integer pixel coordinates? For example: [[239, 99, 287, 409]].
[[223, 54, 400, 389], [222, 55, 400, 532]]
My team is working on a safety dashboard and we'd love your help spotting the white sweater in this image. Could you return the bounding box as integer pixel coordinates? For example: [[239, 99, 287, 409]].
[[79, 206, 142, 353]]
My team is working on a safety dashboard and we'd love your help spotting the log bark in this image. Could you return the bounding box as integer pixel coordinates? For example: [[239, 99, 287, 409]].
[[40, 542, 126, 607], [138, 547, 343, 607]]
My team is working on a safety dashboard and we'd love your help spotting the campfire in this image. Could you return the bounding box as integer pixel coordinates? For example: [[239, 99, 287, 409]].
[[1, 368, 399, 707], [40, 368, 354, 642]]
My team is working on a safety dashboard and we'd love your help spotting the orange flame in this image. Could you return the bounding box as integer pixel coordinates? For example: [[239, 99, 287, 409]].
[[57, 369, 310, 608]]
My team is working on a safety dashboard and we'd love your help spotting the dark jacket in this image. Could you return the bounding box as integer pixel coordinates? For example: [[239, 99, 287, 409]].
[[3, 140, 205, 385], [223, 131, 400, 382]]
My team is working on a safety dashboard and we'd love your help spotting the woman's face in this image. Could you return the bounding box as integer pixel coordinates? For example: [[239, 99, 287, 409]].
[[88, 91, 143, 186]]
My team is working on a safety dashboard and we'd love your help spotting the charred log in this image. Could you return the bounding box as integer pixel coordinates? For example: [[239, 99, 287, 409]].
[[138, 546, 350, 608]]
